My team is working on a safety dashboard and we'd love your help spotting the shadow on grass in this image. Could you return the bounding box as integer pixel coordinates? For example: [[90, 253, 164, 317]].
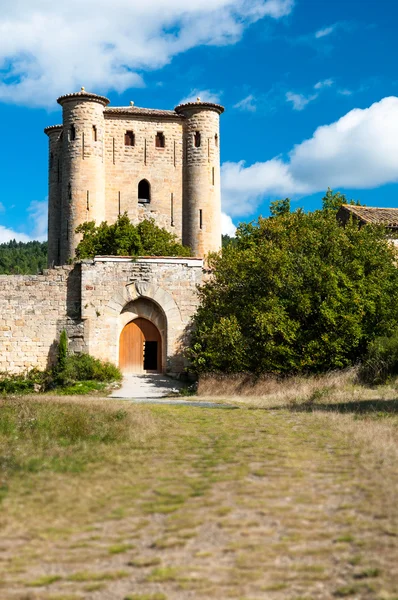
[[288, 399, 398, 415]]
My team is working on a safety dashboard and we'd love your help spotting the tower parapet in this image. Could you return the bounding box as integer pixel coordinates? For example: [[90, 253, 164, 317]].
[[175, 99, 224, 257], [57, 89, 110, 264]]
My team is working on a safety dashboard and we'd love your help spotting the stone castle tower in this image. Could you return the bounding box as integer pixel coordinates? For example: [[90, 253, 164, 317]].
[[45, 89, 224, 266]]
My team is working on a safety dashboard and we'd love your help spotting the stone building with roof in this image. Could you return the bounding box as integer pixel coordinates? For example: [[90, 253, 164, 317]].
[[45, 88, 224, 266], [337, 204, 398, 245], [0, 91, 225, 377]]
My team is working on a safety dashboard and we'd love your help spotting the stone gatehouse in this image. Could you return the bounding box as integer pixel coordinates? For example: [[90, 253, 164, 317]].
[[0, 257, 203, 376]]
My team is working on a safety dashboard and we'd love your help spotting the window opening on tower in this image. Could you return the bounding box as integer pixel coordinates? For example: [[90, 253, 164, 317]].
[[125, 131, 135, 146], [155, 132, 165, 148], [92, 125, 97, 141], [69, 124, 76, 141], [215, 133, 219, 147], [194, 131, 201, 148], [138, 179, 151, 204]]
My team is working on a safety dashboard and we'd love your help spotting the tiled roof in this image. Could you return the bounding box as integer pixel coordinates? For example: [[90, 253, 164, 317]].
[[339, 204, 398, 228], [105, 106, 183, 119], [175, 101, 225, 115], [57, 89, 110, 106]]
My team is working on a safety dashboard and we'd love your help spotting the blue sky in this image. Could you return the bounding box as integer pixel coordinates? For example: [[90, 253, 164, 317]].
[[1, 0, 398, 240]]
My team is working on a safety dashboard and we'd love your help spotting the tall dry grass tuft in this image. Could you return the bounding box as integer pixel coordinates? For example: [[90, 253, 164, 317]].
[[197, 369, 360, 406]]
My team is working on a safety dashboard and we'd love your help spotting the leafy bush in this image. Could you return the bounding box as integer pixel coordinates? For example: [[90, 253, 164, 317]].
[[188, 198, 398, 375], [359, 330, 398, 384], [55, 353, 122, 386], [75, 213, 191, 259], [0, 369, 45, 395]]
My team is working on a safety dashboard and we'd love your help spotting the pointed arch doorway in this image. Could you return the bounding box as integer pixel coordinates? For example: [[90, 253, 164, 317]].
[[119, 318, 162, 374]]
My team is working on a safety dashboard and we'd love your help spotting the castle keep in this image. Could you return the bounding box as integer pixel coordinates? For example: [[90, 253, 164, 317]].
[[45, 88, 224, 264], [0, 90, 224, 376]]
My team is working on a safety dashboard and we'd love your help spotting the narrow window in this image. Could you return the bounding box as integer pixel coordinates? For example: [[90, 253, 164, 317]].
[[212, 167, 215, 186], [118, 191, 121, 215], [199, 209, 203, 230], [138, 179, 150, 204], [87, 190, 90, 211], [171, 193, 174, 226], [69, 124, 76, 141], [92, 125, 97, 141], [155, 131, 165, 148], [112, 137, 115, 164], [68, 182, 72, 200], [215, 133, 219, 147], [125, 130, 135, 146], [194, 131, 201, 148]]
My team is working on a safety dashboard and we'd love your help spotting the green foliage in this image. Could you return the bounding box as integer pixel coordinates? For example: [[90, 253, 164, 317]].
[[359, 329, 398, 384], [189, 206, 398, 375], [222, 234, 237, 248], [0, 240, 47, 274], [57, 330, 68, 372], [54, 353, 122, 387], [322, 188, 361, 212], [75, 214, 191, 259], [270, 197, 291, 217], [0, 369, 44, 394]]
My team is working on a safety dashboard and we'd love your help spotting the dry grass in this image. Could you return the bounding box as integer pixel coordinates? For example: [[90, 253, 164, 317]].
[[0, 387, 397, 599]]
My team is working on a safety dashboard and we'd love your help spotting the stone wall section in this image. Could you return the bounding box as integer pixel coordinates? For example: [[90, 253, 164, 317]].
[[80, 258, 203, 374], [0, 259, 202, 376], [104, 116, 184, 238], [0, 266, 84, 373]]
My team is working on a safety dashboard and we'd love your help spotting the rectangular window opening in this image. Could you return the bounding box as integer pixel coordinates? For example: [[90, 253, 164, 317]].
[[125, 130, 135, 146], [92, 125, 97, 141], [87, 190, 90, 211], [212, 167, 215, 186], [171, 193, 174, 226], [155, 131, 165, 148], [199, 209, 203, 230]]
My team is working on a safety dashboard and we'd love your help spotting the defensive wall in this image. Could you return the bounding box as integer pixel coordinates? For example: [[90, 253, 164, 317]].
[[0, 257, 203, 375]]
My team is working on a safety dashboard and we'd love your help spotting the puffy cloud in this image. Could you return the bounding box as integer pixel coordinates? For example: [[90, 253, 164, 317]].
[[0, 0, 294, 107], [221, 97, 398, 217], [286, 91, 318, 111], [221, 212, 236, 236], [234, 94, 256, 112], [0, 226, 31, 243], [179, 89, 222, 105]]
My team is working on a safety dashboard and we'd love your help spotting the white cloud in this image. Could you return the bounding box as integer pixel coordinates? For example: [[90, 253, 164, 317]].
[[234, 94, 256, 112], [221, 97, 398, 217], [0, 226, 31, 243], [338, 89, 353, 96], [315, 24, 337, 39], [0, 0, 294, 107], [286, 91, 318, 111], [314, 78, 334, 90], [221, 212, 236, 236], [28, 200, 48, 241], [179, 89, 222, 105]]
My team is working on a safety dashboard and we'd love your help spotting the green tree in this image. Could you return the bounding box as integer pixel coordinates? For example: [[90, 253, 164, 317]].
[[0, 240, 47, 274], [188, 209, 398, 375], [322, 188, 361, 212], [75, 214, 191, 259], [270, 198, 291, 217]]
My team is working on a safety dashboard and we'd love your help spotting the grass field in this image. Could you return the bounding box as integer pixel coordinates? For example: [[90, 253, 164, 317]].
[[0, 382, 397, 600]]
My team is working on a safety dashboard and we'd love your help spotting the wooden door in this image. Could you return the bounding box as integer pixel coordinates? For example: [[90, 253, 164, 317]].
[[119, 318, 162, 373]]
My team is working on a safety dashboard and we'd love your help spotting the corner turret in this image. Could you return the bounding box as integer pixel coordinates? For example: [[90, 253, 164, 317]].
[[175, 99, 224, 257]]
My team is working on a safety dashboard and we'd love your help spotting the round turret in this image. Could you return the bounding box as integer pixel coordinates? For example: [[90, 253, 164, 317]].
[[57, 88, 109, 263], [175, 99, 224, 257], [44, 125, 63, 266]]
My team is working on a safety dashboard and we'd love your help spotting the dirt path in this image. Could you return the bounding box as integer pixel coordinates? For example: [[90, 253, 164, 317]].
[[0, 403, 396, 600]]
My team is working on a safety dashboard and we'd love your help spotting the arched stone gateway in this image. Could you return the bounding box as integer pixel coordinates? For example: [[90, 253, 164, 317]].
[[119, 317, 162, 373]]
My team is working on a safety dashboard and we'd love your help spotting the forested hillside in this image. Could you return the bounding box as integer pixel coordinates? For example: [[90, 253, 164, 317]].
[[0, 240, 47, 274]]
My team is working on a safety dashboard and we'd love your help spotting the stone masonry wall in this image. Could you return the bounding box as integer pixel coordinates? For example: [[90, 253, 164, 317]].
[[80, 258, 203, 374], [0, 266, 84, 374], [104, 115, 184, 239], [0, 259, 202, 376]]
